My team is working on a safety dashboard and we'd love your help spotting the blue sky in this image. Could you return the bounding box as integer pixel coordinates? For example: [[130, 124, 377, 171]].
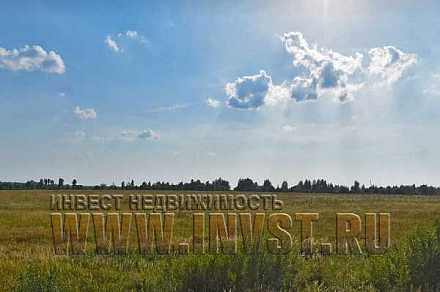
[[1, 0, 440, 186]]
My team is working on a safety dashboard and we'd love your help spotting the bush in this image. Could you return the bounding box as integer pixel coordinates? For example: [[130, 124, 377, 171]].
[[406, 221, 440, 290]]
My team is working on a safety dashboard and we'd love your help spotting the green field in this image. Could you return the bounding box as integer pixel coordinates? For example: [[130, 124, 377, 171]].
[[1, 190, 440, 291]]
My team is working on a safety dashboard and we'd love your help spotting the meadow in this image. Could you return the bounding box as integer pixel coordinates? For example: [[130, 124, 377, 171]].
[[1, 190, 440, 291]]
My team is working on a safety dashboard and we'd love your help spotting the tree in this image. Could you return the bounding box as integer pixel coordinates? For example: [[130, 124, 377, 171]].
[[234, 178, 259, 192], [281, 181, 289, 192], [72, 179, 77, 188], [58, 178, 64, 188], [262, 179, 275, 192], [351, 180, 360, 193], [212, 178, 230, 191], [304, 180, 312, 192]]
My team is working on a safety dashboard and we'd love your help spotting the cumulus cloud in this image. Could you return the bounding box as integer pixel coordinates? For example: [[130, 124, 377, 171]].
[[105, 30, 149, 53], [367, 46, 417, 85], [280, 32, 417, 103], [0, 45, 65, 74], [225, 71, 291, 109], [120, 129, 159, 141], [289, 77, 319, 102], [74, 106, 97, 120], [226, 70, 272, 109], [206, 97, 221, 108], [224, 32, 417, 109], [125, 30, 139, 39], [278, 31, 366, 103], [123, 30, 149, 44], [105, 35, 121, 53]]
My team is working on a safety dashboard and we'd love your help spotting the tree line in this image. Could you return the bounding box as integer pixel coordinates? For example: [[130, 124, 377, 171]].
[[0, 177, 439, 195]]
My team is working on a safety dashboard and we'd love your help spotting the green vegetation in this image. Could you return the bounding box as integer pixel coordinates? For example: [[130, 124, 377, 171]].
[[1, 190, 440, 291], [2, 177, 440, 196]]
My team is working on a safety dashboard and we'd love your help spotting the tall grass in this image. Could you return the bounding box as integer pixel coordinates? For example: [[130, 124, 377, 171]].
[[13, 222, 440, 291]]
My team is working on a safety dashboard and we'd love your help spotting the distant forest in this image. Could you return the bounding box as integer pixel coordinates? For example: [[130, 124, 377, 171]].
[[1, 177, 440, 195]]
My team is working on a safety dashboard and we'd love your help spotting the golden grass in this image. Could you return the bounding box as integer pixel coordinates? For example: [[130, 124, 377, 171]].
[[1, 190, 440, 290]]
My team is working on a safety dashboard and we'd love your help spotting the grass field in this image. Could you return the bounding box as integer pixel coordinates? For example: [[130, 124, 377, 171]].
[[1, 190, 440, 291]]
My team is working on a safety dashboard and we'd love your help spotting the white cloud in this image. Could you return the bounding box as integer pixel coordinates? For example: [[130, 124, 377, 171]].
[[224, 32, 417, 109], [74, 106, 97, 120], [105, 35, 121, 53], [0, 45, 65, 74], [125, 30, 149, 44], [106, 30, 149, 53], [226, 70, 272, 109], [289, 77, 319, 102], [143, 104, 189, 114], [225, 71, 291, 109], [138, 129, 159, 140], [206, 97, 221, 108], [264, 84, 291, 106], [120, 129, 159, 141], [281, 31, 366, 103], [423, 73, 440, 96], [281, 124, 296, 133], [125, 30, 139, 39], [368, 46, 417, 86]]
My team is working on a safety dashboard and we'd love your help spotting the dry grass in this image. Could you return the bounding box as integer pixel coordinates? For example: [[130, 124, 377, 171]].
[[1, 190, 440, 291]]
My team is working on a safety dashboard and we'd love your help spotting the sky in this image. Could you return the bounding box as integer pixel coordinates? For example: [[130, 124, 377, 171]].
[[1, 0, 440, 187]]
